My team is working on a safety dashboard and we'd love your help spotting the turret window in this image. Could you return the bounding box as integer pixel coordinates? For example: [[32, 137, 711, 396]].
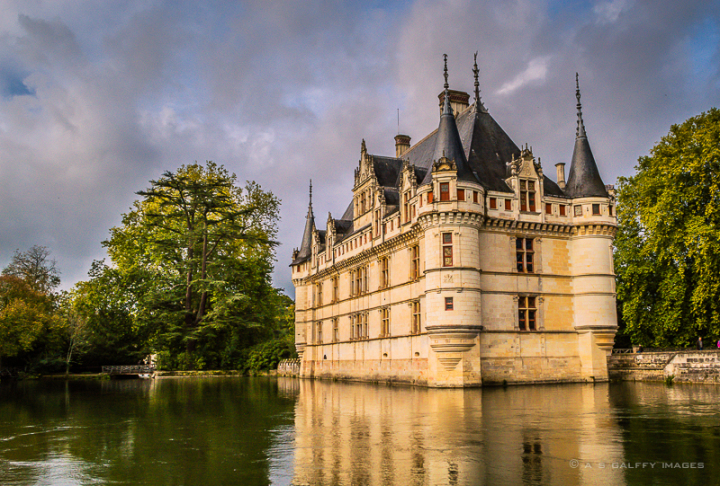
[[440, 183, 450, 201], [516, 238, 534, 273], [442, 233, 453, 267], [559, 205, 567, 216], [457, 189, 465, 201], [592, 204, 601, 215], [428, 191, 434, 203], [545, 203, 552, 215]]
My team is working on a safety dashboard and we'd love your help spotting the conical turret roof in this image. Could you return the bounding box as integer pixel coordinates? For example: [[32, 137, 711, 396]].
[[292, 181, 315, 265], [421, 56, 478, 186], [564, 74, 607, 198]]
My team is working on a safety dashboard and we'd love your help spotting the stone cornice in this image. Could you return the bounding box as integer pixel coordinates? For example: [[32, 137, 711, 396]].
[[299, 226, 421, 283]]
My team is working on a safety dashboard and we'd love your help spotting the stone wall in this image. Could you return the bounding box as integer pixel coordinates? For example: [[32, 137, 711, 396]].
[[277, 359, 301, 377], [608, 350, 720, 384]]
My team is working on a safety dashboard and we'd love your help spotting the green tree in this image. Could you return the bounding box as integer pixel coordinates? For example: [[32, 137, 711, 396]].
[[615, 108, 720, 347], [0, 276, 59, 369], [101, 161, 280, 369], [2, 245, 61, 294]]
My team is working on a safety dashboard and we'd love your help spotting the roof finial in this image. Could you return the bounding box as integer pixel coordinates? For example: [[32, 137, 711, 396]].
[[576, 72, 586, 139], [472, 51, 487, 112], [443, 53, 449, 90], [308, 179, 313, 214], [473, 52, 480, 102]]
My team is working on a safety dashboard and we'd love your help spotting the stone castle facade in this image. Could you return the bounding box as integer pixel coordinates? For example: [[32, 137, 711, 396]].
[[291, 56, 617, 387]]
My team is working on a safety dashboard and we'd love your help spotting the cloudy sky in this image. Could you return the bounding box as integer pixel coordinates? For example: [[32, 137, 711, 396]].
[[0, 0, 718, 295]]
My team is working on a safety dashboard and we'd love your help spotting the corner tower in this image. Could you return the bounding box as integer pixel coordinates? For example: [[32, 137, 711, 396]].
[[417, 55, 484, 387], [566, 74, 618, 381]]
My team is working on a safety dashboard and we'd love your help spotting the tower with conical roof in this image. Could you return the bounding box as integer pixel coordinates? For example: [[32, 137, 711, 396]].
[[564, 74, 618, 379]]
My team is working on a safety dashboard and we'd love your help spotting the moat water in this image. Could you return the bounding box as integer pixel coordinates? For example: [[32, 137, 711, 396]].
[[1, 377, 718, 485]]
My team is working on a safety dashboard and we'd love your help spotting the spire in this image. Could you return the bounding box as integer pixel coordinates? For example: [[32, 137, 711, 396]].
[[472, 51, 487, 112], [421, 55, 476, 186], [575, 72, 586, 139], [565, 74, 607, 198], [443, 53, 449, 90], [293, 180, 316, 264]]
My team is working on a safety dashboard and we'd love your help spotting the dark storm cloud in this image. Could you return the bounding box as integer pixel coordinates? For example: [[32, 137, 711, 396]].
[[0, 0, 717, 296]]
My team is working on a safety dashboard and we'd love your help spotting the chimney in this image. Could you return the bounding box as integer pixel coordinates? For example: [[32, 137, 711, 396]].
[[395, 134, 411, 158], [438, 90, 470, 117], [555, 163, 566, 190]]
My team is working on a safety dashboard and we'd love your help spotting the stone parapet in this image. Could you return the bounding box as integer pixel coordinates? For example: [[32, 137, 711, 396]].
[[608, 350, 720, 384]]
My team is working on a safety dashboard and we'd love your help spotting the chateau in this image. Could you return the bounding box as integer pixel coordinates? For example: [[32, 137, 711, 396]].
[[290, 55, 617, 387]]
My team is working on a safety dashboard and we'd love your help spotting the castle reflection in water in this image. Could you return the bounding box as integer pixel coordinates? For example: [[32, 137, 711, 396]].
[[277, 378, 718, 486]]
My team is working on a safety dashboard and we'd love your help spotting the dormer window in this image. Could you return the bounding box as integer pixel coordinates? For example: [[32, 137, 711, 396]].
[[520, 180, 536, 212]]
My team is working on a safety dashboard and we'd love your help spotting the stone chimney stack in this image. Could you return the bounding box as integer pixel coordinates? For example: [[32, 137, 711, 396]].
[[438, 90, 470, 117], [556, 163, 566, 190], [395, 134, 411, 158]]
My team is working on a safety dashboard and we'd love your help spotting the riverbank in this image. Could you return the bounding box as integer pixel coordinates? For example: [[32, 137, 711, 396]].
[[1, 370, 279, 381], [608, 350, 720, 384]]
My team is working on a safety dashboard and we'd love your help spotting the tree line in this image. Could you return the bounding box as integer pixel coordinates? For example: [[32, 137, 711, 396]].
[[1, 162, 296, 375]]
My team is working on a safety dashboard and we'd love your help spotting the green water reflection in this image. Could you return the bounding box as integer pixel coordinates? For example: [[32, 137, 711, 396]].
[[1, 378, 718, 485]]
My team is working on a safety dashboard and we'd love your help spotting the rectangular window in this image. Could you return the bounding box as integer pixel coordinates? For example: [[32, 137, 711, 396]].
[[317, 282, 323, 307], [489, 197, 497, 209], [545, 203, 552, 215], [411, 245, 420, 280], [528, 181, 536, 212], [609, 205, 614, 217], [574, 205, 583, 217], [442, 233, 453, 267], [316, 321, 323, 344], [380, 257, 389, 289], [332, 277, 339, 303], [381, 307, 390, 337], [520, 180, 537, 212], [440, 183, 450, 201], [362, 266, 368, 294], [473, 191, 479, 203], [592, 203, 601, 215], [428, 191, 434, 203], [518, 296, 537, 331], [403, 193, 410, 223], [516, 238, 534, 273], [412, 301, 421, 334], [559, 205, 566, 216], [457, 189, 465, 201], [445, 297, 454, 311], [333, 318, 339, 342], [505, 199, 512, 211]]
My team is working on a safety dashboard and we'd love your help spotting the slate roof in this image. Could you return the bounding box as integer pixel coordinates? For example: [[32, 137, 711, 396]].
[[294, 75, 607, 262]]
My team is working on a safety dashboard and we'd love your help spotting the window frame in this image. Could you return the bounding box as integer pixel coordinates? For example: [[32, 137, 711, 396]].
[[442, 233, 453, 267], [516, 237, 534, 273], [518, 296, 537, 331]]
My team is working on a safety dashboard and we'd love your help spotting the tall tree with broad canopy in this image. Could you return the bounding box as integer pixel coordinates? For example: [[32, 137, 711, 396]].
[[100, 161, 281, 369], [2, 245, 61, 294], [615, 108, 720, 347]]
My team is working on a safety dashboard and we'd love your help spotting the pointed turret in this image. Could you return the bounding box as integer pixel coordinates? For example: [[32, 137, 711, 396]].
[[421, 55, 477, 186], [564, 74, 608, 198], [292, 180, 315, 265]]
